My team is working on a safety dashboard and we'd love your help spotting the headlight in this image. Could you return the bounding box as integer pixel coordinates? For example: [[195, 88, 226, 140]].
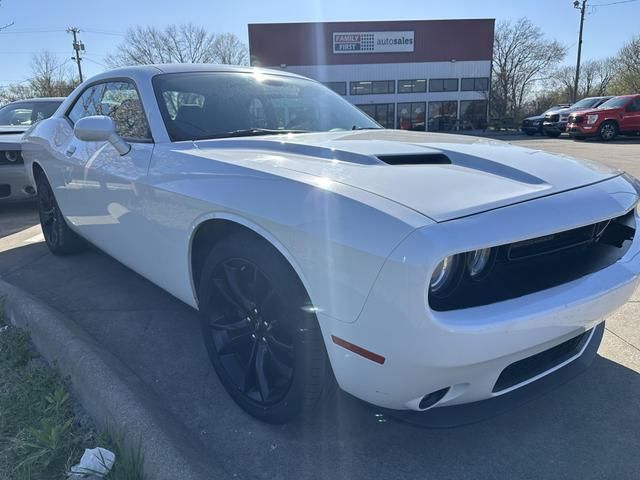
[[4, 151, 19, 162], [560, 115, 568, 121], [1, 150, 23, 164], [429, 255, 463, 297], [587, 114, 599, 125], [466, 248, 495, 279]]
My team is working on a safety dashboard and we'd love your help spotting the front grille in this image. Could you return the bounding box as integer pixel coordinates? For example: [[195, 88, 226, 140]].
[[430, 210, 636, 311], [0, 184, 10, 198], [493, 330, 590, 392], [507, 221, 608, 261]]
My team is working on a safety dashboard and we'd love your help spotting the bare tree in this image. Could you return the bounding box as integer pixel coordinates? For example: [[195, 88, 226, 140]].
[[212, 33, 248, 65], [491, 18, 567, 121], [0, 51, 77, 104], [610, 35, 640, 94], [106, 24, 248, 67], [553, 58, 616, 100], [30, 51, 77, 97]]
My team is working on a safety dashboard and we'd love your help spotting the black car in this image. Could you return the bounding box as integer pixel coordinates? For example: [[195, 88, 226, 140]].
[[542, 96, 612, 138], [521, 104, 571, 136]]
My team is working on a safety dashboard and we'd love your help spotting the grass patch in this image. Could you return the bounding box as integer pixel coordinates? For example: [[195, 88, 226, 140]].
[[0, 299, 146, 479]]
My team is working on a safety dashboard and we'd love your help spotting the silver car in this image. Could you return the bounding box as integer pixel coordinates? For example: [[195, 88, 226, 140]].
[[0, 97, 65, 202]]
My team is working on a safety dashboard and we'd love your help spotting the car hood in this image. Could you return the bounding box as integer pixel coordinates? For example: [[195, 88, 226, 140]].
[[192, 129, 621, 222], [574, 106, 620, 117], [523, 115, 543, 122]]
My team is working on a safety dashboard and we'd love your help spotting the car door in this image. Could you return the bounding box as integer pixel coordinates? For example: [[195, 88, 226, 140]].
[[620, 97, 640, 133], [61, 79, 154, 264]]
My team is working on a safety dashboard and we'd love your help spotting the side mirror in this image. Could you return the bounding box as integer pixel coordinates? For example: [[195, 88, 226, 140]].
[[74, 115, 130, 155]]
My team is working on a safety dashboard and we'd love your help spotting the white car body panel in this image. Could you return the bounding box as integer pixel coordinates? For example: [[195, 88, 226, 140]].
[[21, 64, 640, 412]]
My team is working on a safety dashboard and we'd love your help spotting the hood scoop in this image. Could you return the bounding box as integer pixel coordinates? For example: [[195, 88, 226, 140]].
[[377, 153, 451, 165]]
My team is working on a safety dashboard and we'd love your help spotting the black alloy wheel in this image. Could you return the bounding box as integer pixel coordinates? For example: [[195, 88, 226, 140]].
[[36, 172, 86, 255], [198, 231, 332, 423], [208, 257, 295, 405]]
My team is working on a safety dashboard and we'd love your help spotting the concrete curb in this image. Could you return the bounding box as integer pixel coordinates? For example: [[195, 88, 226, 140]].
[[0, 279, 225, 480]]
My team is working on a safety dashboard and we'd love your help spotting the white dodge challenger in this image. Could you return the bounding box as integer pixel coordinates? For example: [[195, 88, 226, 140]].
[[22, 65, 640, 424]]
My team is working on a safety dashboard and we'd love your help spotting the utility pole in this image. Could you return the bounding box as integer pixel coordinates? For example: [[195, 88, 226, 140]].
[[67, 27, 85, 83], [572, 0, 587, 103]]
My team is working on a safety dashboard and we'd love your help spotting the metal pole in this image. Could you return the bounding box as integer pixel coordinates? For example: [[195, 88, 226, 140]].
[[67, 27, 84, 83], [573, 0, 587, 103]]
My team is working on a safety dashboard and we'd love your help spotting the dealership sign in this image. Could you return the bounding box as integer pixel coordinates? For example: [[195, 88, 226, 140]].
[[333, 31, 415, 54]]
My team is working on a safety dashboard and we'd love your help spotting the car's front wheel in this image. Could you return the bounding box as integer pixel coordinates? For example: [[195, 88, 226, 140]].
[[36, 172, 86, 255], [598, 121, 618, 141], [198, 231, 333, 423]]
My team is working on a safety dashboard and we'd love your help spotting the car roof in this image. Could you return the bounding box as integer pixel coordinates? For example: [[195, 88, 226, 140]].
[[86, 63, 308, 84], [8, 97, 66, 104]]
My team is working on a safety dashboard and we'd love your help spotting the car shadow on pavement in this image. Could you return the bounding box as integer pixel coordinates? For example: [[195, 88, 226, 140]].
[[0, 202, 38, 239], [1, 241, 639, 480]]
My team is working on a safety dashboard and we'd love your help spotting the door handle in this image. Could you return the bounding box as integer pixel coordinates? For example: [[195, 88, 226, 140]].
[[65, 145, 77, 157]]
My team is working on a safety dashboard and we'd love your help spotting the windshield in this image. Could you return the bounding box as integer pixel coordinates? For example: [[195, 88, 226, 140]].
[[571, 97, 599, 109], [0, 101, 61, 127], [153, 72, 381, 141], [598, 96, 630, 109]]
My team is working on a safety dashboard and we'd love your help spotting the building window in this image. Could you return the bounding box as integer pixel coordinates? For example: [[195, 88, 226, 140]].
[[428, 101, 458, 131], [429, 78, 459, 93], [398, 79, 427, 94], [459, 100, 488, 130], [356, 103, 395, 129], [397, 102, 426, 131], [323, 82, 347, 96], [461, 77, 489, 92], [350, 80, 395, 95]]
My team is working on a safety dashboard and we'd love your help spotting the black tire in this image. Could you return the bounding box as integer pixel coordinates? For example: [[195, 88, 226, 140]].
[[598, 121, 618, 141], [36, 172, 86, 255], [198, 231, 332, 424], [545, 131, 562, 138]]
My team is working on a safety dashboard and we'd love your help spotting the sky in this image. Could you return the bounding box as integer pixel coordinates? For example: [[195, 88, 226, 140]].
[[0, 0, 638, 86]]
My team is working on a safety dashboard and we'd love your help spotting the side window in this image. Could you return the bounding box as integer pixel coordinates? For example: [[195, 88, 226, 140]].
[[627, 99, 640, 112], [67, 84, 106, 124], [67, 81, 151, 141], [101, 81, 151, 140]]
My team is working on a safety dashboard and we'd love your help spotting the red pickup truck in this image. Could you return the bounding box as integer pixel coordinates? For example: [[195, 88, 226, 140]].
[[567, 94, 640, 141]]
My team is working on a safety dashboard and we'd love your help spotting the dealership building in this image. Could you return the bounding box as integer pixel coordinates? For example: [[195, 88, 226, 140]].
[[248, 19, 494, 131]]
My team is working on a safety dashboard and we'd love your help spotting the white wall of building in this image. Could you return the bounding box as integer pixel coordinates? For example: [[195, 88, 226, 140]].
[[282, 60, 491, 129]]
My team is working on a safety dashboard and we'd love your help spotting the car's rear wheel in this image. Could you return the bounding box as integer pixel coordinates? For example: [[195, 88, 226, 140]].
[[598, 121, 617, 141], [198, 231, 332, 424], [36, 172, 86, 255]]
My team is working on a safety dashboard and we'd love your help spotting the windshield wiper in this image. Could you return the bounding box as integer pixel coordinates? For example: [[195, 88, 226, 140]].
[[208, 128, 310, 139]]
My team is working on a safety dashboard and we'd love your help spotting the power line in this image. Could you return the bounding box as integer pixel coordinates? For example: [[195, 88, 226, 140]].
[[82, 29, 125, 37], [0, 28, 65, 35], [591, 0, 638, 5]]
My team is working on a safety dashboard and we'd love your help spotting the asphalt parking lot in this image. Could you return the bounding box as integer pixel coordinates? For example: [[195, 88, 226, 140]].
[[1, 135, 639, 480]]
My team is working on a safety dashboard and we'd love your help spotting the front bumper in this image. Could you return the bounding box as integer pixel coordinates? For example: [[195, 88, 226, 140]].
[[567, 123, 598, 137], [322, 175, 640, 413], [521, 125, 540, 134], [0, 164, 35, 202], [542, 121, 567, 134]]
